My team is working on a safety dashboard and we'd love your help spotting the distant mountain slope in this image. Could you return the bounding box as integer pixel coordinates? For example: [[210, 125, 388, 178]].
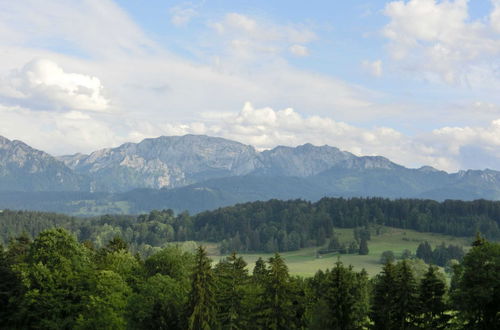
[[256, 143, 354, 177], [2, 133, 500, 214], [59, 135, 261, 192], [0, 136, 84, 191], [118, 166, 500, 214]]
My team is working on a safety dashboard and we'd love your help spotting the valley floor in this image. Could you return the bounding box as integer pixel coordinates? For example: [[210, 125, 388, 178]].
[[208, 227, 472, 277]]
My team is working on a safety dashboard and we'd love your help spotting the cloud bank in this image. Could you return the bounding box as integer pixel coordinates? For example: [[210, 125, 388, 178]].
[[0, 0, 500, 174]]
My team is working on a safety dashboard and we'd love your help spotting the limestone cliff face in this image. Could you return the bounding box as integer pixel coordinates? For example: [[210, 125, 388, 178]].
[[59, 135, 263, 192], [257, 143, 355, 177], [58, 136, 385, 192], [0, 135, 84, 191]]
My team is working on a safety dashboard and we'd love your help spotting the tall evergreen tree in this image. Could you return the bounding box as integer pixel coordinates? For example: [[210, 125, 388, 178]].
[[312, 261, 369, 330], [0, 244, 23, 328], [252, 257, 268, 283], [416, 241, 433, 263], [417, 265, 448, 329], [393, 260, 418, 329], [358, 238, 369, 255], [214, 252, 250, 329], [371, 262, 398, 330], [187, 246, 217, 330], [262, 253, 300, 329]]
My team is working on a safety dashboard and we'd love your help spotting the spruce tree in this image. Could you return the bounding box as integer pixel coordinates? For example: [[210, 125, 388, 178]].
[[371, 262, 398, 330], [252, 257, 268, 283], [0, 244, 23, 328], [214, 252, 250, 329], [187, 246, 217, 330], [358, 238, 369, 255], [321, 261, 370, 329], [393, 260, 418, 329], [262, 253, 299, 329], [417, 265, 448, 329], [416, 241, 433, 263]]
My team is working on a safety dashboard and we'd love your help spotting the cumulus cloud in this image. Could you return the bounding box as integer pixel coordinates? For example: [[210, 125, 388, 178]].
[[3, 0, 500, 173], [3, 99, 500, 173], [362, 59, 383, 77], [129, 102, 500, 172], [0, 104, 119, 155], [383, 0, 500, 85], [0, 59, 109, 111]]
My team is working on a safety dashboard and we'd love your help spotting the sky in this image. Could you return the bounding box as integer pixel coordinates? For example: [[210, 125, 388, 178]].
[[1, 0, 500, 172]]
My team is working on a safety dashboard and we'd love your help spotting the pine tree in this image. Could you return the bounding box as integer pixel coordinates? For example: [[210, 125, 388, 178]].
[[187, 246, 217, 330], [417, 265, 448, 329]]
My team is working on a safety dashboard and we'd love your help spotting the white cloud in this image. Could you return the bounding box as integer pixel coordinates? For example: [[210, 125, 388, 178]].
[[225, 13, 257, 32], [128, 102, 486, 172], [0, 104, 120, 155], [383, 0, 500, 86], [208, 12, 316, 60], [0, 0, 157, 59], [289, 44, 309, 57], [491, 0, 500, 33], [122, 102, 500, 173], [1, 59, 109, 111], [362, 59, 383, 77], [3, 98, 500, 173], [3, 0, 500, 173], [169, 3, 198, 27]]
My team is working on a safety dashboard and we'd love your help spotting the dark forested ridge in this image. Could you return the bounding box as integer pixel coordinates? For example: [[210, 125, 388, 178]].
[[1, 228, 499, 329], [1, 197, 499, 254]]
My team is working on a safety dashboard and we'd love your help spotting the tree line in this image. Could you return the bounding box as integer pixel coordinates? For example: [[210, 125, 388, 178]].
[[1, 197, 500, 254], [1, 229, 499, 329]]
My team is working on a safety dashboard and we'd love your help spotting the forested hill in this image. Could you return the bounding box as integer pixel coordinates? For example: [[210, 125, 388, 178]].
[[1, 198, 499, 254]]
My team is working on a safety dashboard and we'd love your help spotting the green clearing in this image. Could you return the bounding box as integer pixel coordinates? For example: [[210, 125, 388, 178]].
[[72, 200, 132, 216], [207, 227, 472, 277]]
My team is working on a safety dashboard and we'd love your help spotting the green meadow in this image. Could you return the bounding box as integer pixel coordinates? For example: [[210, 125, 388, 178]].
[[208, 227, 472, 277]]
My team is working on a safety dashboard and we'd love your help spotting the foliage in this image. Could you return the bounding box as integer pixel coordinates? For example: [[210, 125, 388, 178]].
[[380, 250, 395, 264], [451, 237, 500, 328], [187, 246, 217, 330], [2, 197, 500, 254], [0, 229, 499, 329]]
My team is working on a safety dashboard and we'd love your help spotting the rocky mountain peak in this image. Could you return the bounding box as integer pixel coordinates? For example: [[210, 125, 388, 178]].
[[0, 136, 84, 191]]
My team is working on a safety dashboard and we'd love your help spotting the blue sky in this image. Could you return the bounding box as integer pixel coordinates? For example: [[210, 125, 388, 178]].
[[1, 0, 500, 172]]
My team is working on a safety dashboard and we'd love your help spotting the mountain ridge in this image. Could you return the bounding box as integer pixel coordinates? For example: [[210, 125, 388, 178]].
[[2, 133, 500, 214]]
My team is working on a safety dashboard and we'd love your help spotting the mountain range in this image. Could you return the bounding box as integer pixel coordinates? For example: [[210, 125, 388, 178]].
[[1, 134, 500, 214]]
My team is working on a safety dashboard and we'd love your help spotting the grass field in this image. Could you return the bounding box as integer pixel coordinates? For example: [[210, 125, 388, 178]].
[[206, 227, 472, 277]]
